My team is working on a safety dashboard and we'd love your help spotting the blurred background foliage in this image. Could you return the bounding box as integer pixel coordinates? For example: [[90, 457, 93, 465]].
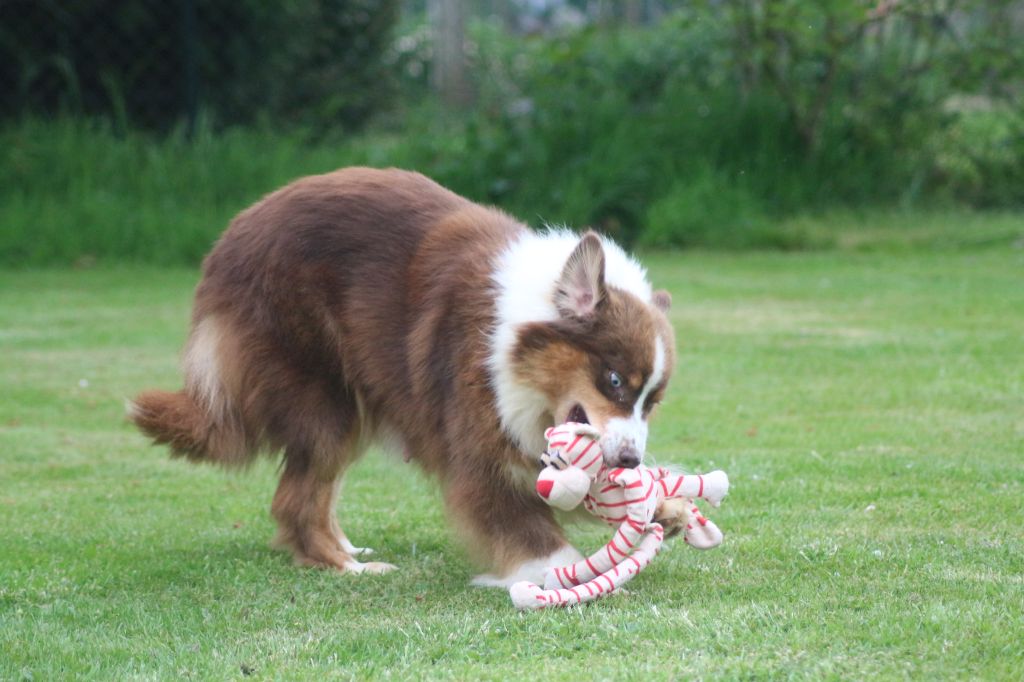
[[1, 0, 1022, 264]]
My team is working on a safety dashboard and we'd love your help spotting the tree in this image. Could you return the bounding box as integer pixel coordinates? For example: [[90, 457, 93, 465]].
[[430, 0, 472, 107]]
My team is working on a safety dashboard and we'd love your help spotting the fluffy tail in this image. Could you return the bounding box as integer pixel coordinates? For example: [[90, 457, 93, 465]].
[[128, 389, 249, 466]]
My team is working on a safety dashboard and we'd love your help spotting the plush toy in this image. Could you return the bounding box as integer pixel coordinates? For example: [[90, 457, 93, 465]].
[[509, 422, 728, 610]]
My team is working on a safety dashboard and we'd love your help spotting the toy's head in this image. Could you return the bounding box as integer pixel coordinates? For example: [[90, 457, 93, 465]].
[[500, 232, 675, 468]]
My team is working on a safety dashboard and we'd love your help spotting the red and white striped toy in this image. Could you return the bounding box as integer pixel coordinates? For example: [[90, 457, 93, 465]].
[[509, 422, 728, 610]]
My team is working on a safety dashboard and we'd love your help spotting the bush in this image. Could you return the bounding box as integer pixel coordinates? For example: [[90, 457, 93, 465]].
[[929, 103, 1024, 207], [392, 1, 1024, 248], [641, 171, 772, 250], [0, 0, 400, 131], [1, 118, 1019, 266], [410, 14, 917, 247], [3, 3, 1023, 261]]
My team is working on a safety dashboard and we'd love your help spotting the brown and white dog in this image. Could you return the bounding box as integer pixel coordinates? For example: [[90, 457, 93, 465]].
[[130, 167, 675, 586]]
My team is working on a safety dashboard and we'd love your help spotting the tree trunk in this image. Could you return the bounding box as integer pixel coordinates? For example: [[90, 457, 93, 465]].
[[625, 0, 644, 25], [430, 0, 471, 108]]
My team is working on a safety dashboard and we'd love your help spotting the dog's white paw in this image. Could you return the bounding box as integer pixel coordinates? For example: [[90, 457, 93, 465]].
[[344, 560, 397, 575], [470, 545, 583, 588], [471, 573, 511, 588]]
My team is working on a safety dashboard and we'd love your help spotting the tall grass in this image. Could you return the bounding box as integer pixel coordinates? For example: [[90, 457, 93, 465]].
[[1, 117, 1022, 267], [1, 120, 370, 265]]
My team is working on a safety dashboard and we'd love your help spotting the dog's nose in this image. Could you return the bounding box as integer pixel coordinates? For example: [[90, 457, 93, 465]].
[[616, 446, 641, 469]]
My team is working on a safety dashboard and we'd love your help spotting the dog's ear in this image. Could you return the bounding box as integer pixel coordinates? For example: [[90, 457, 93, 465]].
[[555, 231, 606, 319], [652, 289, 671, 312]]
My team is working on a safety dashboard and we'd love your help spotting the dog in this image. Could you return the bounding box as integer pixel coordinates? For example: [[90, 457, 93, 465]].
[[130, 167, 675, 586]]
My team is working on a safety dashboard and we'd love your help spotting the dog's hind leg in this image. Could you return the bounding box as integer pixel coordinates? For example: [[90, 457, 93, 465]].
[[271, 454, 393, 574], [266, 379, 393, 574]]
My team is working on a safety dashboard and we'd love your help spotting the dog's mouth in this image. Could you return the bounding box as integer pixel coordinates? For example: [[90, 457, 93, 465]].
[[566, 404, 589, 425]]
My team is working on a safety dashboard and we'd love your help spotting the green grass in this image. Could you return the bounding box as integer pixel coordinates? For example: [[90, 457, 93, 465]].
[[1, 248, 1023, 680]]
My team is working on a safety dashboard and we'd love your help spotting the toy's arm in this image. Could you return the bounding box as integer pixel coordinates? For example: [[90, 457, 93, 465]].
[[656, 470, 729, 507], [651, 466, 672, 481]]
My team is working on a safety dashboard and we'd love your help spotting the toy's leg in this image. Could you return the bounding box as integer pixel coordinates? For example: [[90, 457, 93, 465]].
[[269, 378, 393, 574], [655, 470, 729, 507], [544, 517, 645, 589], [510, 524, 664, 610], [681, 499, 723, 549], [543, 469, 652, 590], [654, 496, 724, 548]]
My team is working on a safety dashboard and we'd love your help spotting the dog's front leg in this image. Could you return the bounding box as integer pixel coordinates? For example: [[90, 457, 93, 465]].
[[444, 473, 582, 588]]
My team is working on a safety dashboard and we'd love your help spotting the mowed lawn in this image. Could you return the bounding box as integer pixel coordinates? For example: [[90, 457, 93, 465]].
[[1, 249, 1022, 680]]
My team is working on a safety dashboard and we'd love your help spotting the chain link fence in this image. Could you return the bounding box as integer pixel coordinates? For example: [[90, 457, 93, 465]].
[[0, 0, 400, 132]]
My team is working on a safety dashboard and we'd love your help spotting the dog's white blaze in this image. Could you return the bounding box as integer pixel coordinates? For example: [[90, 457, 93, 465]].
[[488, 228, 653, 454], [636, 335, 667, 419], [601, 336, 666, 461]]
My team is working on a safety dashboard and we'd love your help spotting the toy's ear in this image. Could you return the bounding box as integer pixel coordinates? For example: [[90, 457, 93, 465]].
[[554, 231, 606, 320], [652, 289, 671, 312]]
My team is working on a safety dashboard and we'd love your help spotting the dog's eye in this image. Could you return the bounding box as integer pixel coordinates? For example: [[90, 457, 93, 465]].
[[608, 371, 623, 389]]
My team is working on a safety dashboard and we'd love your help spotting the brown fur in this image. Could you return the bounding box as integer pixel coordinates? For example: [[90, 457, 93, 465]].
[[130, 167, 674, 576]]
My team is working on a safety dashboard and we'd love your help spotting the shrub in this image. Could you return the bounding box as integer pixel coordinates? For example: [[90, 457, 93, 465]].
[[399, 1, 1024, 248], [0, 0, 400, 131], [641, 170, 770, 250], [929, 103, 1024, 208]]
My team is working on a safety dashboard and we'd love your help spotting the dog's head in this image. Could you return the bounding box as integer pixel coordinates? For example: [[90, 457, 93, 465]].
[[506, 231, 675, 468]]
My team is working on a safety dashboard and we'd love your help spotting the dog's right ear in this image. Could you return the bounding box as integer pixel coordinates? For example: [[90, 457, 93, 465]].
[[554, 231, 606, 319]]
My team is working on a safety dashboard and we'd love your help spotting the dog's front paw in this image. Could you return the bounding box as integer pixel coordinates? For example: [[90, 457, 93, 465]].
[[471, 546, 584, 589]]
